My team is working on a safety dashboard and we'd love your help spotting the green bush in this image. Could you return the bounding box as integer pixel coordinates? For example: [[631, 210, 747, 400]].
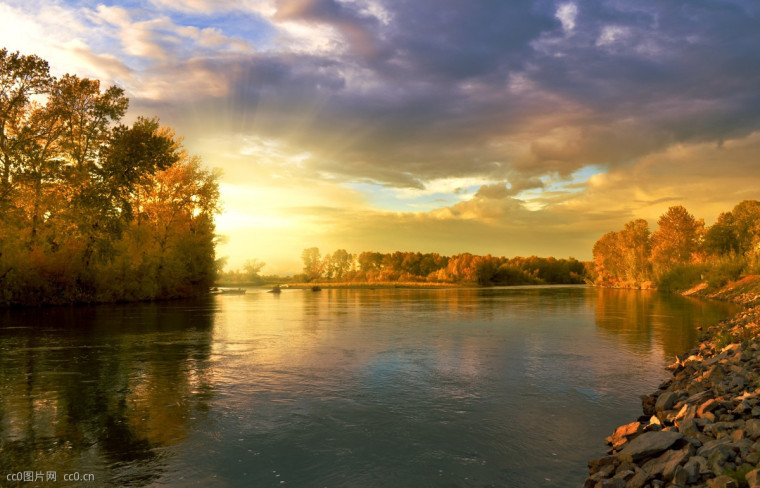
[[657, 263, 708, 292], [705, 255, 747, 289]]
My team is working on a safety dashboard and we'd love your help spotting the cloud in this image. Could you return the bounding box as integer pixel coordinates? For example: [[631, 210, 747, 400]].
[[556, 3, 578, 33], [6, 0, 760, 268]]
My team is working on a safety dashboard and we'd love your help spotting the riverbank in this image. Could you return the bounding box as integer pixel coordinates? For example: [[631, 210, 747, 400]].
[[584, 276, 760, 487], [214, 281, 465, 289]]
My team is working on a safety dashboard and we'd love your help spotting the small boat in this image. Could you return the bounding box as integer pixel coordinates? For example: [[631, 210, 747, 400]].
[[311, 286, 322, 292], [268, 285, 282, 294]]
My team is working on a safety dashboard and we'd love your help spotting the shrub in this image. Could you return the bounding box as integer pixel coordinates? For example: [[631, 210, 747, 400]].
[[657, 263, 708, 292]]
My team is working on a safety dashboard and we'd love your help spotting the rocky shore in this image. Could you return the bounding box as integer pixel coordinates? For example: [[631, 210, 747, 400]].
[[584, 300, 760, 488]]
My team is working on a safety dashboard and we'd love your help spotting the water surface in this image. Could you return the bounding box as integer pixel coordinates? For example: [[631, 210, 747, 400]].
[[0, 286, 740, 487]]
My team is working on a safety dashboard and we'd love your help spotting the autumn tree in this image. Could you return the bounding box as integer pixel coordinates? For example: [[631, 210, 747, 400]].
[[592, 231, 624, 283], [0, 49, 52, 214], [328, 249, 352, 280], [301, 247, 323, 281], [619, 219, 651, 282], [0, 50, 220, 305], [650, 206, 704, 277]]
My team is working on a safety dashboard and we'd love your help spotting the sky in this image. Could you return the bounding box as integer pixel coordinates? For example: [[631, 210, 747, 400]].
[[2, 0, 759, 274]]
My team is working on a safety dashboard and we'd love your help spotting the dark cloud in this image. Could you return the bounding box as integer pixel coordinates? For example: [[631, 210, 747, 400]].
[[154, 0, 760, 190]]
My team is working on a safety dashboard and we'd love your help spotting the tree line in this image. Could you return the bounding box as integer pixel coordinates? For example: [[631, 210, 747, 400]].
[[590, 201, 760, 290], [294, 247, 587, 285], [0, 49, 220, 305]]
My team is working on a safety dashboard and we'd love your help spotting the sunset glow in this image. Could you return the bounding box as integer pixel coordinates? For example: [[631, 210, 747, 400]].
[[5, 0, 759, 274]]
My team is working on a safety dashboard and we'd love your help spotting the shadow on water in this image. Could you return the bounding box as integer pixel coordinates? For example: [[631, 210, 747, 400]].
[[0, 299, 215, 487]]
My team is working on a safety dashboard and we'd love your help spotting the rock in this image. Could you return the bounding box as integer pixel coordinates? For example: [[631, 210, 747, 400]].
[[601, 478, 626, 488], [698, 437, 732, 455], [672, 464, 688, 486], [746, 468, 760, 488], [617, 431, 684, 461], [589, 454, 620, 473], [706, 475, 738, 488], [675, 403, 698, 422], [685, 390, 714, 405], [608, 422, 644, 449], [682, 455, 707, 484], [731, 429, 746, 442], [623, 468, 648, 488], [656, 391, 679, 412], [730, 375, 747, 391], [706, 445, 735, 475], [642, 395, 657, 417], [745, 419, 760, 439], [678, 417, 701, 437], [698, 399, 719, 418]]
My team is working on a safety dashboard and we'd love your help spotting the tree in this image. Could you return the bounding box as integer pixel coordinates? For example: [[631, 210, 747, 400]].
[[329, 249, 352, 280], [0, 49, 53, 215], [619, 219, 651, 282], [704, 211, 738, 256], [729, 200, 760, 255], [0, 50, 220, 305], [243, 259, 265, 283], [650, 206, 704, 277], [301, 247, 323, 281], [592, 231, 624, 283]]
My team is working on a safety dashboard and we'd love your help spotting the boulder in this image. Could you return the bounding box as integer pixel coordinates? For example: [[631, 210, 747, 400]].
[[617, 431, 683, 461]]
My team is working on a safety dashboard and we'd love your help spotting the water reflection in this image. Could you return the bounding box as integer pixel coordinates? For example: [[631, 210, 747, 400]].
[[0, 288, 741, 487], [593, 288, 740, 359], [0, 300, 214, 487]]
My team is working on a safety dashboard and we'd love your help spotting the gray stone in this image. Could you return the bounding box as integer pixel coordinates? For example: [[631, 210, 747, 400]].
[[623, 469, 648, 488], [672, 464, 688, 486], [698, 437, 733, 456], [601, 478, 626, 488], [656, 391, 679, 412], [678, 417, 701, 437], [589, 455, 620, 473], [707, 445, 735, 475], [617, 431, 684, 461], [683, 456, 707, 484]]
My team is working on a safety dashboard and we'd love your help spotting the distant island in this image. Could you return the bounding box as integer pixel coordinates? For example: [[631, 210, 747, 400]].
[[0, 49, 219, 306]]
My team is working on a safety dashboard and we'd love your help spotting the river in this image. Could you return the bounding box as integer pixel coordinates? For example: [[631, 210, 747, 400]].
[[0, 286, 740, 487]]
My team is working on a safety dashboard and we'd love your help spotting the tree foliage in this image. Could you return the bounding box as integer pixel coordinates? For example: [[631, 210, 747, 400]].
[[294, 248, 586, 285], [0, 50, 220, 305], [650, 206, 704, 277], [591, 201, 760, 289]]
